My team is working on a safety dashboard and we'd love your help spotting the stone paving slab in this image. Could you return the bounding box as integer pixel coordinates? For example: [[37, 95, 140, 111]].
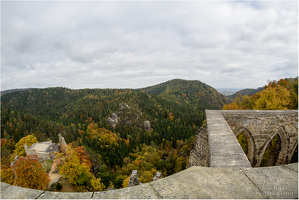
[[206, 110, 252, 168], [241, 165, 298, 199], [93, 183, 158, 199], [0, 182, 11, 190], [283, 162, 298, 172], [38, 191, 93, 199], [150, 166, 264, 199], [0, 185, 44, 199]]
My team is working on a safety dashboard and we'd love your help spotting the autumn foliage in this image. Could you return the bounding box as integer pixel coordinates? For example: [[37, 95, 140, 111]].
[[55, 144, 91, 186], [14, 135, 37, 156], [223, 78, 298, 110], [12, 155, 50, 190]]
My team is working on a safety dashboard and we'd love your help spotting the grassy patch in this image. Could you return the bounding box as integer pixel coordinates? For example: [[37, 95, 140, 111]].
[[40, 159, 53, 173]]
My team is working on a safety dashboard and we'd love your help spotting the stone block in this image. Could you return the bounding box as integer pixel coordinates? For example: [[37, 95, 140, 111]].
[[38, 191, 93, 199], [241, 165, 298, 199], [93, 183, 158, 199], [1, 185, 44, 199]]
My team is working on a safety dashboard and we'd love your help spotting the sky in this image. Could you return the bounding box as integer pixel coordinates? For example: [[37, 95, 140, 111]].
[[1, 1, 298, 91]]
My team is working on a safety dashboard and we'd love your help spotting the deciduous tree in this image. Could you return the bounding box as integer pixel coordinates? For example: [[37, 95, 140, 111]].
[[13, 155, 50, 190]]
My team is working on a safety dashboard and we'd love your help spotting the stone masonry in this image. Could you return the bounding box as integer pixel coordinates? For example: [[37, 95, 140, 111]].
[[221, 110, 298, 167], [189, 124, 209, 167], [189, 110, 298, 168]]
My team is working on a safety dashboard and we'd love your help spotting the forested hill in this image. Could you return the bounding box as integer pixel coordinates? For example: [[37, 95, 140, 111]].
[[228, 77, 298, 99], [1, 86, 207, 189], [135, 79, 232, 109], [1, 79, 231, 190], [228, 87, 264, 99]]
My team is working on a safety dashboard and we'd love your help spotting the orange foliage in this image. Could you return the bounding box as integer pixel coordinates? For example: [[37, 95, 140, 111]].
[[75, 146, 92, 171], [13, 155, 50, 190]]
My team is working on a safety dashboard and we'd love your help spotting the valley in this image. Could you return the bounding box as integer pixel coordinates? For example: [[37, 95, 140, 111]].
[[1, 77, 297, 192]]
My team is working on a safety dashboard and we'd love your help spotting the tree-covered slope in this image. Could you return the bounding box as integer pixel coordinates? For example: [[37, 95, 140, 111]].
[[228, 87, 264, 99], [135, 79, 232, 109], [1, 85, 207, 190]]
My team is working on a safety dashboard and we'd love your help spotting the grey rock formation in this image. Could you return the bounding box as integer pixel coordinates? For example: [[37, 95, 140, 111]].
[[58, 133, 67, 149], [107, 113, 120, 128], [143, 120, 151, 131], [119, 103, 131, 110], [127, 170, 140, 187], [153, 171, 162, 181]]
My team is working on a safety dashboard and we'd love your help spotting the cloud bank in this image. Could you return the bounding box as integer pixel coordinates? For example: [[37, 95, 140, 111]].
[[1, 1, 297, 90]]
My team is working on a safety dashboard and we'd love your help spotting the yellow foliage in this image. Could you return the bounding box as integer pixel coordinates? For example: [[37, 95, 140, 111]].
[[139, 171, 153, 183], [14, 135, 37, 156], [58, 145, 91, 185], [0, 168, 15, 184], [90, 176, 105, 191], [122, 176, 130, 188], [253, 85, 291, 110], [107, 181, 114, 189]]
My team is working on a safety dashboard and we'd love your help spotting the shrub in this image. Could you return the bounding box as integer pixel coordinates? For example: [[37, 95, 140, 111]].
[[56, 183, 62, 191]]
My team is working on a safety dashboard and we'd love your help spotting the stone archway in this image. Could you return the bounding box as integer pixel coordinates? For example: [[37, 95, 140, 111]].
[[288, 141, 298, 163], [256, 126, 288, 167], [235, 127, 255, 166]]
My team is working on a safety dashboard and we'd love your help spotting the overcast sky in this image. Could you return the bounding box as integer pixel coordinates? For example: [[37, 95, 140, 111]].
[[1, 1, 298, 91]]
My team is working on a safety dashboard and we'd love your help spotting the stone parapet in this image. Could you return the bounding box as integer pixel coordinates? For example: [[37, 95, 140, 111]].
[[1, 163, 297, 199], [206, 110, 252, 168]]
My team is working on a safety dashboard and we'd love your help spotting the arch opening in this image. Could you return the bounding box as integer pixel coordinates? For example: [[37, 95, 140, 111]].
[[290, 143, 298, 163], [235, 128, 254, 166], [260, 134, 282, 167], [237, 133, 248, 155]]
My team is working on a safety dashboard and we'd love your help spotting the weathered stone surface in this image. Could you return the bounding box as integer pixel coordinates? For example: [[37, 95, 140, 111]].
[[150, 166, 264, 199], [38, 191, 93, 199], [93, 183, 158, 199], [1, 163, 297, 199], [283, 162, 298, 172], [0, 185, 44, 199], [241, 164, 298, 199], [206, 110, 252, 168], [0, 182, 11, 190]]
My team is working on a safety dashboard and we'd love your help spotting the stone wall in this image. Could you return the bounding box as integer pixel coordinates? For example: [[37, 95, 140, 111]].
[[1, 163, 298, 199], [24, 143, 51, 161], [220, 110, 298, 167], [189, 123, 209, 167]]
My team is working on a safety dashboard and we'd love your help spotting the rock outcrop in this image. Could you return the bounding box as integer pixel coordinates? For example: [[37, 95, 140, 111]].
[[153, 171, 162, 181], [127, 170, 140, 187], [143, 120, 151, 131], [107, 113, 120, 128], [119, 103, 131, 110]]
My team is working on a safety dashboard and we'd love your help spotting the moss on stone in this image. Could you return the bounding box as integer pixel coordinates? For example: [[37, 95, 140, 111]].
[[237, 133, 248, 155]]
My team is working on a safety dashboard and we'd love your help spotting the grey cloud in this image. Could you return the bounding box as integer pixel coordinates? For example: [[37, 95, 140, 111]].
[[1, 1, 297, 91]]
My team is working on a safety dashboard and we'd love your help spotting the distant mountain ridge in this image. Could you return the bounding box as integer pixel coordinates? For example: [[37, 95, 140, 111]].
[[1, 88, 35, 95], [228, 77, 298, 99], [228, 87, 264, 99], [135, 79, 232, 109]]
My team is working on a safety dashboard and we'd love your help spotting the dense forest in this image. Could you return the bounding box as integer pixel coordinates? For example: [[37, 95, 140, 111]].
[[1, 78, 297, 192], [1, 79, 221, 192]]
